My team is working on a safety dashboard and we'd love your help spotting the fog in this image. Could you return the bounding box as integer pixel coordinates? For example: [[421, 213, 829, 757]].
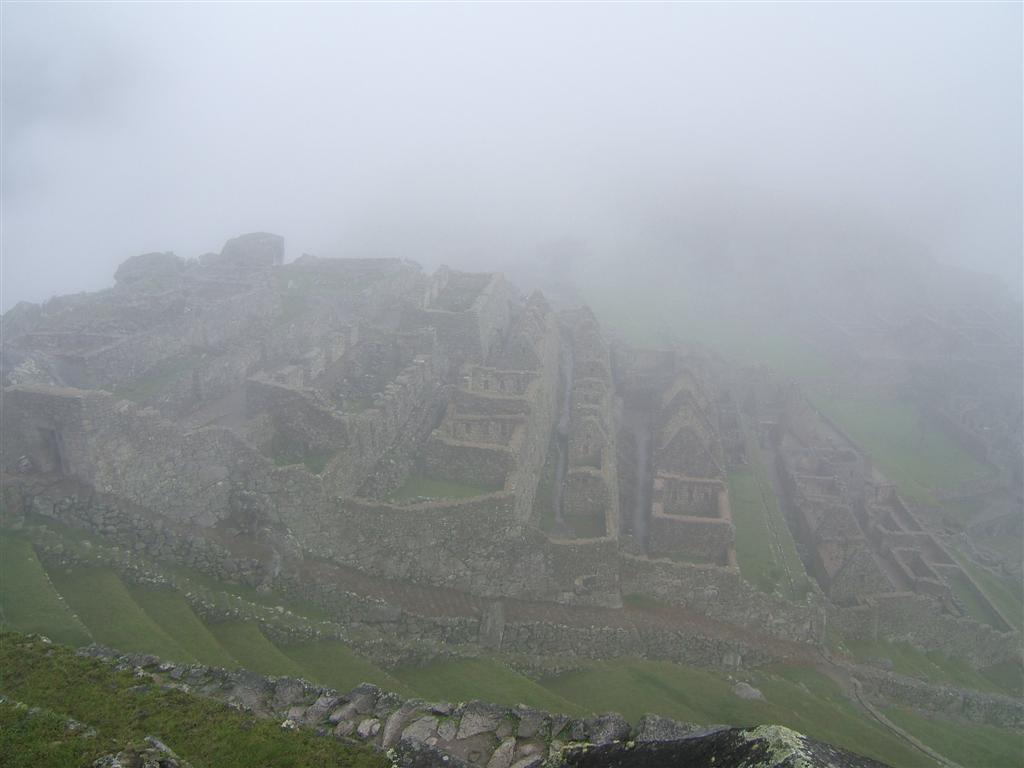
[[2, 2, 1021, 309]]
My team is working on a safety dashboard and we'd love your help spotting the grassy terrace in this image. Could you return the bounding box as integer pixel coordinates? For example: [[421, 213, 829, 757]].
[[3, 523, 1021, 766], [728, 463, 812, 601], [842, 637, 1022, 698], [46, 566, 194, 663], [882, 706, 1024, 768], [947, 569, 1008, 630], [128, 585, 237, 667], [207, 621, 307, 678], [581, 270, 990, 506], [808, 392, 989, 505], [0, 537, 91, 648], [385, 474, 498, 502], [280, 640, 416, 697], [395, 658, 584, 714], [540, 659, 933, 768], [948, 549, 1024, 634], [729, 468, 783, 591]]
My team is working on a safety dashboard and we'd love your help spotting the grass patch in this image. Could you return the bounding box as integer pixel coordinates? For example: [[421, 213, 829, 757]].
[[0, 696, 118, 768], [161, 563, 334, 623], [0, 536, 91, 647], [206, 621, 306, 678], [0, 633, 385, 768], [385, 475, 497, 503], [728, 468, 784, 593], [279, 640, 416, 697], [883, 705, 1023, 768], [728, 431, 813, 601], [541, 659, 932, 768], [621, 593, 669, 611], [948, 550, 1023, 633], [843, 637, 1015, 696], [46, 566, 193, 662], [809, 393, 988, 504], [394, 658, 584, 714], [947, 569, 1007, 630], [127, 586, 237, 667], [270, 444, 335, 476]]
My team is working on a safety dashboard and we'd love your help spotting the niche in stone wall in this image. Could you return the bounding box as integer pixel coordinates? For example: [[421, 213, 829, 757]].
[[35, 428, 68, 475]]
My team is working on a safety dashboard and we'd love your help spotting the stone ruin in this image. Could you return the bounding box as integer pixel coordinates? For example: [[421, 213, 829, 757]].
[[1, 233, 1019, 684], [759, 381, 1019, 664]]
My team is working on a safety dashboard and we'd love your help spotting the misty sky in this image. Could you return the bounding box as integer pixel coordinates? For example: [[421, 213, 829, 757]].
[[2, 2, 1021, 309]]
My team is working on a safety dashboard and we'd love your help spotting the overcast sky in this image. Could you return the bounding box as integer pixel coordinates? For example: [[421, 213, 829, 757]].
[[2, 2, 1021, 309]]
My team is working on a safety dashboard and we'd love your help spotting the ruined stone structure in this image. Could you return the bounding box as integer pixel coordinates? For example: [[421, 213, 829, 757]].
[[765, 382, 1020, 663], [2, 233, 1019, 689]]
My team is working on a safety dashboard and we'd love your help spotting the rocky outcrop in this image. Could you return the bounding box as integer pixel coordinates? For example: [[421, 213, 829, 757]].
[[76, 645, 892, 768]]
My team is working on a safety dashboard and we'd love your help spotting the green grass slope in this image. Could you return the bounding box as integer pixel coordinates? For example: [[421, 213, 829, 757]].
[[46, 566, 192, 662], [843, 637, 1018, 697], [883, 706, 1023, 768], [127, 585, 237, 667], [0, 634, 385, 768], [394, 658, 585, 715], [541, 659, 935, 768], [207, 621, 306, 678], [810, 393, 987, 504], [280, 640, 416, 696], [0, 536, 91, 647], [949, 550, 1024, 633]]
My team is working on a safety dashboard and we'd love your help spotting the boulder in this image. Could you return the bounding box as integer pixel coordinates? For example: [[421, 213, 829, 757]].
[[201, 233, 283, 269]]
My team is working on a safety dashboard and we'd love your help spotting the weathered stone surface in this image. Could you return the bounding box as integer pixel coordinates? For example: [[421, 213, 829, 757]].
[[436, 717, 459, 742], [356, 718, 381, 738], [114, 252, 185, 285], [348, 684, 381, 714], [513, 706, 548, 739], [271, 679, 308, 710], [456, 701, 505, 739], [333, 720, 355, 738], [552, 725, 891, 767], [634, 713, 700, 742], [401, 715, 439, 744], [329, 703, 358, 724], [382, 704, 420, 748], [582, 713, 630, 744], [485, 737, 516, 768], [733, 682, 765, 701], [206, 232, 284, 269]]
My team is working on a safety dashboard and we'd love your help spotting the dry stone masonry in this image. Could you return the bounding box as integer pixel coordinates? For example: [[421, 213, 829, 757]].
[[2, 233, 1020, 731]]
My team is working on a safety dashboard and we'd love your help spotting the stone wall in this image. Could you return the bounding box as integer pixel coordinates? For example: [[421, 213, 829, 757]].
[[500, 619, 771, 669], [293, 494, 622, 608], [829, 593, 1020, 668], [647, 513, 734, 565], [2, 385, 326, 529], [854, 665, 1024, 729], [5, 475, 271, 587], [74, 644, 847, 768], [421, 294, 561, 523], [405, 268, 512, 368], [647, 476, 734, 565], [619, 553, 824, 646], [560, 308, 619, 541]]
